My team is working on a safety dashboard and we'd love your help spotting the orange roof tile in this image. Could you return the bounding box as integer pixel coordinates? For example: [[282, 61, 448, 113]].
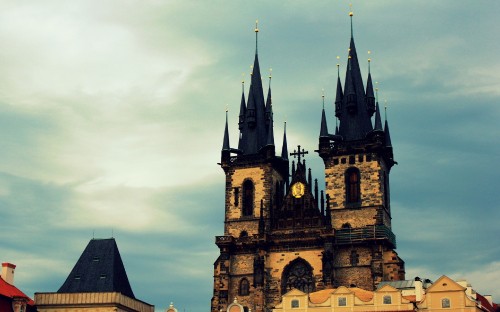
[[309, 288, 335, 304]]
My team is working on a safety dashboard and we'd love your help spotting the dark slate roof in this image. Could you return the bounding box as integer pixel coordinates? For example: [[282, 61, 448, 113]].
[[336, 37, 373, 141], [58, 238, 135, 298]]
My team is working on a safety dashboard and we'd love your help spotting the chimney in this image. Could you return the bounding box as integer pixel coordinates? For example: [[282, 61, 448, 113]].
[[414, 277, 424, 302], [484, 295, 493, 306], [1, 263, 16, 285]]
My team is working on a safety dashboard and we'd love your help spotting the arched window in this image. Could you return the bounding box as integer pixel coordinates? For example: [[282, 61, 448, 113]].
[[281, 258, 315, 294], [242, 180, 254, 216], [345, 168, 360, 203], [239, 278, 250, 296]]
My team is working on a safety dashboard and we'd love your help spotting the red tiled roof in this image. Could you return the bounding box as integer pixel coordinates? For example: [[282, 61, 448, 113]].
[[0, 277, 34, 305], [476, 293, 496, 312]]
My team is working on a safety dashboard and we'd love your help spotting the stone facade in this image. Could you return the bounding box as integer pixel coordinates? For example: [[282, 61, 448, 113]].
[[213, 15, 405, 312]]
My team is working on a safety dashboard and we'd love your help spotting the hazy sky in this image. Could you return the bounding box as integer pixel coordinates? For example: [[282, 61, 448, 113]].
[[0, 1, 499, 311]]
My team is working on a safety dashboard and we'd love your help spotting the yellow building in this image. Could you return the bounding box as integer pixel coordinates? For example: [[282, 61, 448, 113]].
[[272, 276, 498, 312], [274, 285, 414, 312], [418, 275, 497, 312]]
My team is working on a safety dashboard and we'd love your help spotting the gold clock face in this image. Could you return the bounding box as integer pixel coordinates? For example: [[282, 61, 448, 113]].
[[291, 182, 305, 198]]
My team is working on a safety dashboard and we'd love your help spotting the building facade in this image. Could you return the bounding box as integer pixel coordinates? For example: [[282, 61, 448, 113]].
[[212, 13, 404, 312], [272, 275, 499, 312]]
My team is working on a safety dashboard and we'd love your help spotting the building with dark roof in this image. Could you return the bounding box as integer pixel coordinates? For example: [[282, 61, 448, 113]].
[[35, 238, 154, 312]]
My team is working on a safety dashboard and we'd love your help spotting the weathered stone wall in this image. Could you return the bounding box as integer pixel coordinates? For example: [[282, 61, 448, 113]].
[[324, 153, 387, 210]]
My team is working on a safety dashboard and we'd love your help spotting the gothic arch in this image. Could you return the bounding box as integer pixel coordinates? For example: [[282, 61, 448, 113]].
[[281, 258, 315, 294], [345, 167, 361, 204], [242, 179, 254, 216], [238, 278, 250, 296]]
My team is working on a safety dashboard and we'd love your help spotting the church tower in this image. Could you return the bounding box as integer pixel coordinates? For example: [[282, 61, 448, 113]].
[[317, 10, 405, 289], [213, 14, 405, 312]]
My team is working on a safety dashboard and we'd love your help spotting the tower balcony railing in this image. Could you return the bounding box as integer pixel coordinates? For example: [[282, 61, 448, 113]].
[[216, 235, 234, 245], [334, 225, 396, 248]]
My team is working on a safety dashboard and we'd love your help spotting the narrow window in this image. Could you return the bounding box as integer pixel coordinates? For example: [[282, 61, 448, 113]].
[[291, 300, 299, 308], [239, 278, 250, 296], [442, 298, 450, 308], [234, 188, 240, 207], [384, 173, 390, 211], [242, 180, 254, 216], [338, 297, 347, 306], [383, 295, 392, 304], [345, 168, 360, 203]]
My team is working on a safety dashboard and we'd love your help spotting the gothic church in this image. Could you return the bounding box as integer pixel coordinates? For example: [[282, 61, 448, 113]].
[[212, 14, 405, 312]]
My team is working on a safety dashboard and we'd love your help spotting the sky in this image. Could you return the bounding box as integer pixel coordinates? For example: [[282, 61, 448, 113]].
[[0, 1, 499, 311]]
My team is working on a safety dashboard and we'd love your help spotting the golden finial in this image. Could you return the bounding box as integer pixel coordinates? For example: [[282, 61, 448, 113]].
[[255, 19, 259, 33], [349, 3, 353, 16], [269, 68, 272, 79], [368, 50, 371, 63], [225, 104, 229, 113], [250, 64, 253, 76], [375, 81, 379, 101], [336, 55, 340, 67]]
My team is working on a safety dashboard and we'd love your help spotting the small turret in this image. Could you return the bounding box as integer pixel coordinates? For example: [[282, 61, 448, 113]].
[[365, 60, 376, 116]]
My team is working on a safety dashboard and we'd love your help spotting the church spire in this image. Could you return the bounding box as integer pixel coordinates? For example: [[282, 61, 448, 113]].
[[239, 20, 268, 155], [320, 92, 329, 138], [384, 102, 392, 147], [265, 69, 273, 127], [281, 121, 288, 160], [334, 57, 343, 118], [222, 109, 230, 151], [366, 52, 376, 116], [335, 8, 373, 142]]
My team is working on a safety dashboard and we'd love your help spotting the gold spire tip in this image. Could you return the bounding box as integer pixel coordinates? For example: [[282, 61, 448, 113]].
[[255, 19, 259, 32], [349, 3, 353, 16]]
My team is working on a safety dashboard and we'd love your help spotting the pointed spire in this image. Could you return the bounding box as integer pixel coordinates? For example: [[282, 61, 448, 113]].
[[241, 21, 267, 155], [374, 101, 383, 131], [238, 80, 246, 130], [222, 109, 230, 151], [265, 69, 272, 126], [366, 51, 375, 116], [320, 92, 329, 138], [335, 9, 373, 141], [281, 121, 288, 159], [384, 101, 392, 147], [335, 57, 343, 118]]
